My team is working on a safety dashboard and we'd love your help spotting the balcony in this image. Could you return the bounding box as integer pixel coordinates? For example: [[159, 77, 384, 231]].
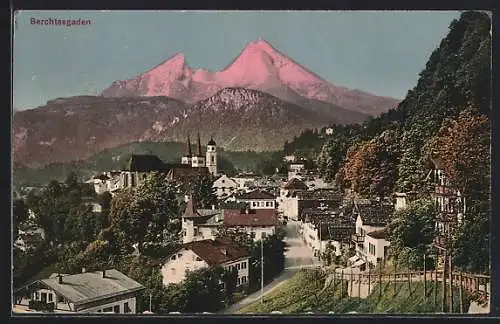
[[351, 234, 364, 244]]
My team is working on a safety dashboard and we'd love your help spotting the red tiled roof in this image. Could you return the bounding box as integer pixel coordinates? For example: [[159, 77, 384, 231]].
[[238, 190, 276, 200], [184, 238, 248, 266], [223, 209, 278, 227], [167, 166, 208, 181], [282, 178, 308, 190], [183, 197, 199, 217]]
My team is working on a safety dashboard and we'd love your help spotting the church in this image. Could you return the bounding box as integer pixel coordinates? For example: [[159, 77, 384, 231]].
[[181, 133, 217, 176]]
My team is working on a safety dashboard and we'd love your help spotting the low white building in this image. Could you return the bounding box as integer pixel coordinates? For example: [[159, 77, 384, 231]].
[[236, 190, 276, 209], [161, 238, 250, 287], [212, 175, 239, 199], [351, 202, 394, 269], [278, 178, 308, 220], [364, 229, 390, 267], [13, 269, 145, 314], [223, 208, 279, 241], [325, 127, 334, 135], [182, 198, 222, 244]]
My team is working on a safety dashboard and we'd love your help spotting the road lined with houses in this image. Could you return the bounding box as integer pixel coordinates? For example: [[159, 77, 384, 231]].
[[220, 221, 320, 314]]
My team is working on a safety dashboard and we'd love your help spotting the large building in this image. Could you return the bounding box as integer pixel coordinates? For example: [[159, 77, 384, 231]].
[[181, 133, 217, 176], [13, 269, 145, 314]]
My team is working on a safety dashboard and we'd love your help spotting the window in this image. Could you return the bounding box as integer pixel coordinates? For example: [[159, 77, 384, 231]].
[[242, 276, 247, 284], [241, 262, 247, 269], [236, 263, 241, 270], [124, 302, 131, 313], [113, 305, 120, 313], [261, 232, 267, 239], [237, 277, 241, 285], [265, 201, 270, 207], [34, 292, 39, 300], [171, 255, 177, 260], [58, 295, 64, 303], [253, 202, 257, 207], [211, 156, 215, 163], [196, 256, 202, 261], [97, 310, 102, 313], [177, 253, 182, 258], [48, 293, 53, 302], [103, 307, 113, 313]]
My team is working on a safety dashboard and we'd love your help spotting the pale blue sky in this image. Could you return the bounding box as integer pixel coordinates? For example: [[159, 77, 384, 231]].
[[13, 10, 461, 110]]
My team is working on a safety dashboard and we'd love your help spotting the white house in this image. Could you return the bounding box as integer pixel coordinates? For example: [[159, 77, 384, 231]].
[[364, 229, 391, 267], [212, 175, 239, 198], [283, 155, 296, 163], [223, 208, 279, 241], [232, 176, 256, 192], [325, 127, 334, 135], [13, 269, 145, 314], [287, 163, 306, 180], [351, 203, 394, 269], [394, 191, 418, 211], [278, 178, 308, 220], [236, 190, 276, 209], [182, 198, 222, 244], [161, 238, 250, 287]]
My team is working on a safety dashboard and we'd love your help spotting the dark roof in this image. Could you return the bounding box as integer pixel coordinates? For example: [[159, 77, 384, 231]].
[[356, 203, 394, 227], [166, 166, 208, 181], [94, 174, 110, 181], [184, 238, 248, 266], [207, 137, 216, 146], [367, 228, 387, 240], [223, 209, 278, 227], [282, 178, 308, 190], [238, 190, 276, 200], [124, 154, 169, 172], [36, 269, 144, 306], [184, 197, 199, 217]]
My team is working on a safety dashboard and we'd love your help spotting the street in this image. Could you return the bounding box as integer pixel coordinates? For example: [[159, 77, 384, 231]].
[[220, 220, 319, 314]]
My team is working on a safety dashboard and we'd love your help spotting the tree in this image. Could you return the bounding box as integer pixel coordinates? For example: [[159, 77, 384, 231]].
[[13, 199, 29, 236], [387, 198, 437, 269], [183, 174, 217, 209]]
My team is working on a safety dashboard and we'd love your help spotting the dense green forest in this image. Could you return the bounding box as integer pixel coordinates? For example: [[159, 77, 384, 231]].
[[286, 11, 491, 273]]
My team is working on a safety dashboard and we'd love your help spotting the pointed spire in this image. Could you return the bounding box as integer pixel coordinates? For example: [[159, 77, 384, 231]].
[[196, 132, 202, 157], [184, 135, 192, 157], [184, 195, 199, 217]]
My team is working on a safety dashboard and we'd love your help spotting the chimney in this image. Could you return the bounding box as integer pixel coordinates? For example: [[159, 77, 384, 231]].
[[102, 269, 106, 278], [245, 208, 250, 214], [57, 274, 63, 284], [82, 267, 86, 273]]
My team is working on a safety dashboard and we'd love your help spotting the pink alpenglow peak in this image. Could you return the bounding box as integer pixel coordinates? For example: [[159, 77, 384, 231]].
[[101, 39, 400, 116]]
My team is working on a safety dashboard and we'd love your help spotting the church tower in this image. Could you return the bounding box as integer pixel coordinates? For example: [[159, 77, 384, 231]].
[[191, 133, 206, 168], [206, 136, 217, 176], [181, 135, 192, 165]]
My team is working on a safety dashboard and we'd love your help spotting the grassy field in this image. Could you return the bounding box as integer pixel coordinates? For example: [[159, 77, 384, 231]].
[[236, 269, 471, 314]]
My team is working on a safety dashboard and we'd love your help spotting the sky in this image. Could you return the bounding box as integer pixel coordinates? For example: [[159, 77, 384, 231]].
[[13, 10, 461, 110]]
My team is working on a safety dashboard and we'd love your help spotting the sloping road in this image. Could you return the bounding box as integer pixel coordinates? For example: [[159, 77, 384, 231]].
[[220, 221, 320, 314]]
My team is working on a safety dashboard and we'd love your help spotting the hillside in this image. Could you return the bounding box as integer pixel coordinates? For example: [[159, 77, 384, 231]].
[[12, 141, 277, 188], [237, 270, 470, 314]]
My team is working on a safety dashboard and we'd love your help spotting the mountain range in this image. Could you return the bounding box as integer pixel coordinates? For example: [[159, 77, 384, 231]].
[[13, 39, 399, 168]]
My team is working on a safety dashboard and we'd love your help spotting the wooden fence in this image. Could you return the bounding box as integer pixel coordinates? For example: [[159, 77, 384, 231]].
[[326, 269, 490, 313]]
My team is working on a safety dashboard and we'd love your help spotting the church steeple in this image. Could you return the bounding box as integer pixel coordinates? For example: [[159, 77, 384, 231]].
[[196, 132, 203, 157], [184, 135, 192, 157], [181, 135, 193, 165]]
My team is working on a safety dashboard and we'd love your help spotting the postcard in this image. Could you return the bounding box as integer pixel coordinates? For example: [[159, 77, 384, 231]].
[[12, 10, 491, 316]]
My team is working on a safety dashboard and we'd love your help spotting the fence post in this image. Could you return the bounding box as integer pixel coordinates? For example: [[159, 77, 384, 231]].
[[393, 258, 397, 298], [379, 273, 382, 299], [442, 252, 446, 313], [368, 267, 371, 296], [350, 270, 353, 297], [423, 253, 427, 298], [459, 272, 464, 314], [358, 273, 361, 298], [448, 254, 453, 313], [407, 268, 411, 296], [340, 269, 344, 299]]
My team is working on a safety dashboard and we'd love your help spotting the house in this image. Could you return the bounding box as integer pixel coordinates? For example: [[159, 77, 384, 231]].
[[394, 191, 418, 211], [283, 155, 296, 163], [300, 209, 354, 258], [236, 190, 276, 209], [13, 269, 145, 314], [277, 178, 308, 220], [223, 208, 279, 241], [212, 175, 239, 198], [232, 176, 257, 192], [161, 238, 249, 287], [288, 163, 306, 180], [325, 127, 334, 135], [364, 229, 391, 267], [426, 154, 465, 251], [351, 202, 394, 269], [182, 198, 223, 244]]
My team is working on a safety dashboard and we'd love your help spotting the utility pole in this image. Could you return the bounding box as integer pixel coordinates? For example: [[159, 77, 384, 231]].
[[261, 238, 264, 304]]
